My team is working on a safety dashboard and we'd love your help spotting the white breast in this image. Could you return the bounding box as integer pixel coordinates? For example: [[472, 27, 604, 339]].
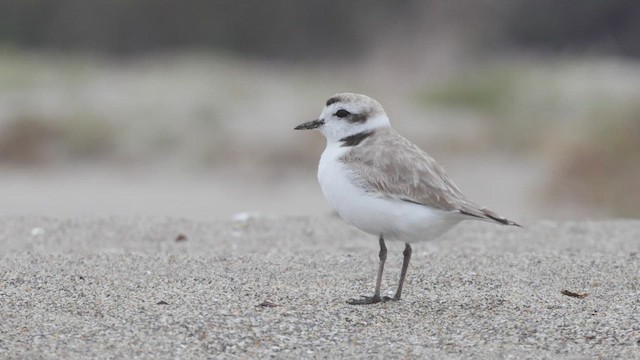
[[317, 143, 463, 243]]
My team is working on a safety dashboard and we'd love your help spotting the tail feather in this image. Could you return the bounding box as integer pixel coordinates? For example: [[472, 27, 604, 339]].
[[460, 207, 522, 227], [481, 207, 522, 227]]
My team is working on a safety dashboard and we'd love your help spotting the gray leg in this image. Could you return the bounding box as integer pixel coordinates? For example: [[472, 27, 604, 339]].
[[393, 243, 412, 300], [373, 236, 387, 300], [347, 235, 387, 305]]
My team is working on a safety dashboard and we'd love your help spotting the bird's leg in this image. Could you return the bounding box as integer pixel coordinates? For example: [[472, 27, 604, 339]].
[[373, 235, 387, 301], [388, 242, 412, 301], [347, 235, 386, 305], [380, 242, 413, 302]]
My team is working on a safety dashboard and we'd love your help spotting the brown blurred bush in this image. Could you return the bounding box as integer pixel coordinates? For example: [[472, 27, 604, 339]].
[[546, 107, 640, 217]]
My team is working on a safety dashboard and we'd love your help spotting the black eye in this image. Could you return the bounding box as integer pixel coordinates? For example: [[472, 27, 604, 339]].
[[335, 109, 351, 118]]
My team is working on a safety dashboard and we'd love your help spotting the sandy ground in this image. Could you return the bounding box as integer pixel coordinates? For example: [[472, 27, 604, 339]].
[[1, 216, 639, 359]]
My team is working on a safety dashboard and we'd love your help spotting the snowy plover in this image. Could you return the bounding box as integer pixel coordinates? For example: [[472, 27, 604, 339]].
[[295, 93, 520, 305]]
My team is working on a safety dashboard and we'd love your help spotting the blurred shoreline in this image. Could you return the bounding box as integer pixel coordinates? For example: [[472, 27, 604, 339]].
[[0, 153, 586, 221]]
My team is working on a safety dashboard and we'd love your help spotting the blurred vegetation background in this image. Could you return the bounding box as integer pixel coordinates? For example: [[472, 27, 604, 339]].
[[0, 0, 638, 219]]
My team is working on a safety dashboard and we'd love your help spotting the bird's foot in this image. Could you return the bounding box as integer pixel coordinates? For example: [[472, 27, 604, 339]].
[[382, 295, 400, 302], [347, 294, 398, 305], [347, 295, 381, 305]]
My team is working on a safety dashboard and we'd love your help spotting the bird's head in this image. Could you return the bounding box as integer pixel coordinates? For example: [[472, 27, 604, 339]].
[[294, 93, 390, 143]]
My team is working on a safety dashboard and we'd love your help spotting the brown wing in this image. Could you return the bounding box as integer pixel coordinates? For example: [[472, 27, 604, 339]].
[[341, 128, 520, 226]]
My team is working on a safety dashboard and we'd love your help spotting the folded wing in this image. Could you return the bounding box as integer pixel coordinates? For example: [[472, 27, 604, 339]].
[[341, 128, 520, 226]]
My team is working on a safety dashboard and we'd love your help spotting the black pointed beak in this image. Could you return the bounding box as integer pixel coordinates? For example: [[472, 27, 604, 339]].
[[294, 119, 324, 130]]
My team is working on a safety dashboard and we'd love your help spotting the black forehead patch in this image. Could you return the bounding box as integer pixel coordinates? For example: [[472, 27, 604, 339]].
[[340, 130, 374, 147], [326, 97, 341, 106]]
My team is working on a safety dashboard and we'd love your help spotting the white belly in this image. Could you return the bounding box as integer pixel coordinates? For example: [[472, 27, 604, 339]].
[[317, 144, 462, 243]]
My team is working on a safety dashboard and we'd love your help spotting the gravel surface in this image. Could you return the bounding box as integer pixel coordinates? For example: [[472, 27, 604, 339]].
[[1, 216, 639, 359]]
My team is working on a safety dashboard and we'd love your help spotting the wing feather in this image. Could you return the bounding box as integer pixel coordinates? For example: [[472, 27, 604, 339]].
[[341, 128, 520, 226]]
